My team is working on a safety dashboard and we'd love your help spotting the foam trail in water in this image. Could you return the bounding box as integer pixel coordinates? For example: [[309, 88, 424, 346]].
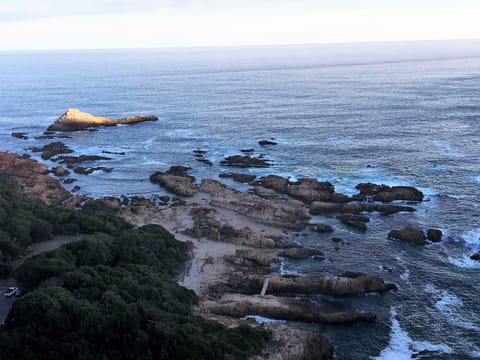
[[448, 228, 480, 269], [372, 308, 452, 359], [425, 284, 480, 331], [240, 315, 285, 324]]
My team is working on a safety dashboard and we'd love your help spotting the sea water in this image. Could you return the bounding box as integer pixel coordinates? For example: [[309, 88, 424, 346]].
[[1, 41, 479, 359]]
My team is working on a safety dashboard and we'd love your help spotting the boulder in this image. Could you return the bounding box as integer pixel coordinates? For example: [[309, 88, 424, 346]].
[[337, 214, 369, 231], [354, 183, 424, 202], [253, 175, 290, 193], [53, 166, 70, 177], [388, 227, 427, 245], [47, 108, 158, 131], [427, 228, 443, 242], [286, 179, 335, 204]]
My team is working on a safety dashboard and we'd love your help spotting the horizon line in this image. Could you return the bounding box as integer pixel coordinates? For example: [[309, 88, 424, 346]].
[[1, 37, 479, 54]]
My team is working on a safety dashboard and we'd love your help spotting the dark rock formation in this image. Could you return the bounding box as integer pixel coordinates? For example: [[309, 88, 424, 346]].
[[47, 108, 158, 131], [220, 155, 272, 168], [219, 172, 256, 183], [73, 166, 113, 175], [240, 148, 254, 153], [470, 252, 480, 261], [353, 183, 424, 202], [11, 132, 28, 140], [32, 141, 74, 160], [253, 175, 290, 193], [150, 166, 198, 197], [310, 201, 416, 215], [310, 224, 334, 233], [205, 294, 376, 324], [336, 214, 369, 231], [427, 228, 443, 242], [259, 139, 278, 146], [102, 150, 125, 155], [0, 152, 71, 205], [280, 247, 324, 260], [55, 154, 112, 165], [245, 273, 396, 296], [388, 227, 427, 245]]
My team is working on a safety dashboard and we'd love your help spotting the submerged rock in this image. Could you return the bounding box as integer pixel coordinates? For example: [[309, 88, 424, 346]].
[[259, 139, 278, 146], [47, 108, 158, 131], [470, 252, 480, 261], [280, 247, 324, 260], [11, 132, 28, 140]]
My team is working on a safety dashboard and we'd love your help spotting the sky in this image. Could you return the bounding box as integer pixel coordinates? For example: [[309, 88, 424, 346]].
[[0, 0, 479, 51]]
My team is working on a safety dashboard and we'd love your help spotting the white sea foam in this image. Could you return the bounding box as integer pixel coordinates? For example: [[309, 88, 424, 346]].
[[400, 269, 410, 281], [425, 284, 480, 332], [372, 308, 453, 360], [240, 315, 285, 324], [448, 228, 480, 269]]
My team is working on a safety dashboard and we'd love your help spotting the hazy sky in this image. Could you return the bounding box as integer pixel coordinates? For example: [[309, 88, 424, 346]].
[[0, 0, 479, 51]]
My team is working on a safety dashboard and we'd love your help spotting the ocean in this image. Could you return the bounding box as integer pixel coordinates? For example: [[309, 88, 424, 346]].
[[1, 40, 479, 359]]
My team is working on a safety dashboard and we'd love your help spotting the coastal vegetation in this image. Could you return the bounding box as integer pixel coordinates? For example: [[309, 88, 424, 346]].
[[0, 174, 269, 359]]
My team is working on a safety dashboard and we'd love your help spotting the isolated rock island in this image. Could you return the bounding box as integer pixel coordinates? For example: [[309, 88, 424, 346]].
[[47, 108, 158, 131]]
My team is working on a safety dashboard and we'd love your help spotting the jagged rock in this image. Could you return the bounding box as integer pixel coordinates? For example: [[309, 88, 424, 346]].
[[280, 248, 324, 260], [32, 141, 74, 160], [470, 252, 480, 261], [427, 228, 443, 242], [245, 273, 396, 296], [102, 150, 125, 155], [150, 166, 198, 197], [47, 108, 158, 131], [309, 202, 416, 215], [259, 139, 278, 146], [240, 148, 254, 153], [310, 224, 334, 233], [205, 294, 376, 324], [353, 183, 424, 202], [0, 152, 71, 205], [220, 155, 272, 168], [388, 227, 427, 245], [11, 132, 28, 140], [219, 172, 256, 183]]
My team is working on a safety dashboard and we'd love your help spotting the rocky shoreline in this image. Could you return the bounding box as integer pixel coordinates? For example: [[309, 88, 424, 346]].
[[1, 111, 463, 359]]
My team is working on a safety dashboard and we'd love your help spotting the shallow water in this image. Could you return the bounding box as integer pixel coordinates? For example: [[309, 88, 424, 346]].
[[1, 41, 479, 358]]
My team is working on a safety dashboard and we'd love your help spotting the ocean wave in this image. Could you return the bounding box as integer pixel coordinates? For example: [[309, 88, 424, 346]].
[[424, 284, 480, 332], [372, 308, 453, 359]]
